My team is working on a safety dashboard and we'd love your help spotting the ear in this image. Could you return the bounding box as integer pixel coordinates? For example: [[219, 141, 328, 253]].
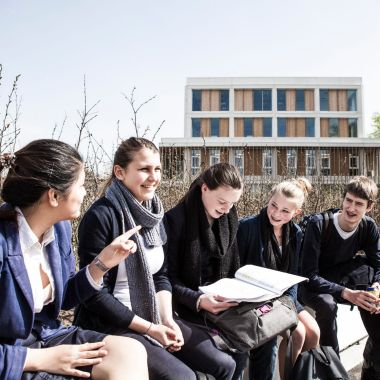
[[366, 202, 374, 213], [47, 189, 59, 207], [114, 165, 125, 181], [201, 183, 208, 193]]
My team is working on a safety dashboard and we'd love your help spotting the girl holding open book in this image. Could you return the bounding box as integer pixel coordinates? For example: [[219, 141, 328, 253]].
[[165, 163, 248, 380], [237, 178, 320, 380]]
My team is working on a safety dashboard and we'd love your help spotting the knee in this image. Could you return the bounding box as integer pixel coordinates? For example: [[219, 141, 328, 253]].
[[104, 335, 147, 362], [292, 322, 306, 347]]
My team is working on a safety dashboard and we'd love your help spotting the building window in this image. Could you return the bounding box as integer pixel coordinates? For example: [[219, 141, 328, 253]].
[[349, 154, 359, 176], [220, 90, 229, 111], [348, 118, 358, 137], [296, 90, 305, 111], [320, 149, 331, 176], [211, 118, 220, 137], [262, 149, 272, 176], [320, 89, 329, 111], [191, 149, 201, 175], [192, 90, 201, 111], [244, 118, 253, 137], [192, 118, 201, 137], [263, 118, 272, 137], [328, 118, 339, 137], [287, 149, 297, 175], [306, 118, 315, 137], [209, 148, 220, 166], [305, 149, 316, 175], [278, 118, 286, 137], [254, 89, 272, 111], [347, 90, 357, 111], [277, 89, 286, 111], [234, 149, 244, 175]]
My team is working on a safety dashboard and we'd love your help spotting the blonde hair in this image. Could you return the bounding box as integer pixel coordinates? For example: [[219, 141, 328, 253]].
[[269, 177, 312, 209]]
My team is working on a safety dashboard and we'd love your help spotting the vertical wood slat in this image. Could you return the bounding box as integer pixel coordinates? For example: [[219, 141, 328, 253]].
[[244, 90, 253, 111], [338, 90, 347, 111], [287, 118, 296, 136], [286, 90, 296, 111], [210, 90, 220, 111], [201, 90, 211, 111], [298, 148, 306, 175], [320, 118, 329, 137], [220, 118, 229, 137], [305, 90, 314, 111], [252, 148, 262, 175], [296, 118, 306, 137], [201, 118, 210, 137], [328, 90, 338, 111], [253, 118, 263, 137], [243, 148, 254, 176], [235, 90, 244, 111], [220, 147, 229, 163], [277, 148, 287, 175], [339, 118, 349, 137], [201, 148, 208, 169], [234, 118, 244, 137]]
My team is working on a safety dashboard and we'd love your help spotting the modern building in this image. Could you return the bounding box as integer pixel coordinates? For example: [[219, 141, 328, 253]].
[[160, 77, 380, 182]]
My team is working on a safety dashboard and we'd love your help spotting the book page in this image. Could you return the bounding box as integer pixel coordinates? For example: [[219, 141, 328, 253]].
[[199, 277, 277, 303], [235, 265, 307, 294]]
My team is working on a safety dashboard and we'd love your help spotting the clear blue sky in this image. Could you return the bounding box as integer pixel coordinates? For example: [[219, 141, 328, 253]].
[[1, 0, 380, 154]]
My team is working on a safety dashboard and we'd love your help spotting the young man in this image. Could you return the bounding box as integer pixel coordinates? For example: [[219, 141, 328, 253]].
[[300, 176, 380, 380]]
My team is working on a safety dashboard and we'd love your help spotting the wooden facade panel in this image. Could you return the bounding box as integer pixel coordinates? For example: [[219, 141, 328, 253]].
[[235, 90, 244, 111], [338, 90, 347, 111], [328, 90, 338, 111], [220, 118, 229, 137], [244, 148, 255, 176], [286, 90, 296, 111], [339, 119, 349, 137], [253, 118, 263, 137], [210, 90, 220, 111], [296, 118, 306, 137], [287, 118, 296, 137], [244, 90, 253, 111], [201, 90, 211, 111], [277, 148, 287, 176], [201, 118, 210, 137], [297, 149, 306, 176], [234, 118, 244, 137], [252, 148, 262, 175], [305, 90, 314, 111], [220, 147, 229, 163], [320, 118, 329, 137], [201, 148, 209, 169]]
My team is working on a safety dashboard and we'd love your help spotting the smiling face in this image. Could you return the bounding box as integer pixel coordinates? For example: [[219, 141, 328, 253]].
[[114, 147, 161, 203], [267, 192, 300, 230], [339, 192, 373, 231], [201, 184, 242, 223]]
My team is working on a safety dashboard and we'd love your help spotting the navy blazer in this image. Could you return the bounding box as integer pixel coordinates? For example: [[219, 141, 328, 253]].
[[237, 213, 303, 305], [0, 215, 98, 380]]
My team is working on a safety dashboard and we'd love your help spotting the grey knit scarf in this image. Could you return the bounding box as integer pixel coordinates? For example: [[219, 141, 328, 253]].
[[105, 179, 167, 325]]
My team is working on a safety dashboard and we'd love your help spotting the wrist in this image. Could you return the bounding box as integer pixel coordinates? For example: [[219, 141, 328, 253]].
[[93, 256, 110, 272], [196, 295, 203, 312]]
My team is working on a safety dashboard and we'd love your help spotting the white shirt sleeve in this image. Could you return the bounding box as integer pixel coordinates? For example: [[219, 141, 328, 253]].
[[85, 265, 103, 290]]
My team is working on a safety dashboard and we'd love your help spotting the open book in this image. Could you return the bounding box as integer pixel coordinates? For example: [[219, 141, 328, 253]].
[[199, 265, 308, 303]]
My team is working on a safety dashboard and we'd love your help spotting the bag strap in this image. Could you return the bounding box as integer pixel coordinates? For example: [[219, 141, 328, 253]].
[[283, 332, 294, 380]]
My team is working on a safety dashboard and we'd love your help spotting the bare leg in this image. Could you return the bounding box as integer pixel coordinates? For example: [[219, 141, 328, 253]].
[[92, 335, 148, 380], [298, 310, 320, 352]]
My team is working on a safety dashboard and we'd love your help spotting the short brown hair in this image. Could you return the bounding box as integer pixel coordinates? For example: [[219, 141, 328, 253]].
[[343, 176, 378, 206]]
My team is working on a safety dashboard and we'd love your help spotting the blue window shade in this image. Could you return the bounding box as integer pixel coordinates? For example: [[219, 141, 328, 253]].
[[347, 90, 357, 111], [244, 118, 253, 137], [192, 90, 201, 111], [329, 118, 339, 137], [220, 90, 229, 111], [306, 118, 315, 137], [320, 89, 329, 111], [263, 118, 272, 137], [211, 118, 220, 136], [296, 90, 305, 111], [192, 118, 201, 137], [277, 90, 286, 111], [278, 118, 286, 137], [262, 90, 272, 111], [348, 118, 358, 137]]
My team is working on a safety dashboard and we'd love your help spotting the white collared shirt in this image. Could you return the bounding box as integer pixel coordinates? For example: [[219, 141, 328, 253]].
[[16, 208, 56, 313]]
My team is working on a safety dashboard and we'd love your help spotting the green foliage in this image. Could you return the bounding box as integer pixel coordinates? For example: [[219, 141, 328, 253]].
[[369, 113, 380, 138]]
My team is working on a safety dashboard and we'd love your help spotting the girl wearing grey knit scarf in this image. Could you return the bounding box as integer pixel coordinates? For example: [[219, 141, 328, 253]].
[[105, 179, 167, 327]]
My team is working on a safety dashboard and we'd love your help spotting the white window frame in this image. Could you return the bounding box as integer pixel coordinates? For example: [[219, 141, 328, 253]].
[[262, 149, 272, 176], [320, 149, 331, 176], [305, 149, 316, 176], [286, 149, 297, 175], [209, 148, 221, 166], [191, 149, 201, 176], [234, 148, 244, 176]]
